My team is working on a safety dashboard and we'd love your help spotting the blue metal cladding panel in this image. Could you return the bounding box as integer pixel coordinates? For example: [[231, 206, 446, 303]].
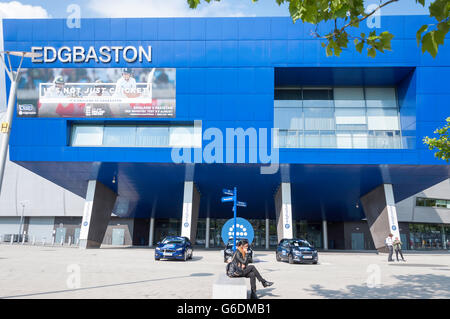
[[2, 16, 450, 167]]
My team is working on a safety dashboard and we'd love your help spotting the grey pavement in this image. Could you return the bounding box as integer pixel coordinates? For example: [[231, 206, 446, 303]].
[[0, 244, 449, 299]]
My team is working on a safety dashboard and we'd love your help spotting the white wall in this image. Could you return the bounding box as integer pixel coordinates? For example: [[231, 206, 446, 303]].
[[396, 179, 450, 224]]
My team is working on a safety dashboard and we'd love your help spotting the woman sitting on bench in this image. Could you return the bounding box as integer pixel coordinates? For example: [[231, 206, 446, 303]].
[[226, 240, 274, 299]]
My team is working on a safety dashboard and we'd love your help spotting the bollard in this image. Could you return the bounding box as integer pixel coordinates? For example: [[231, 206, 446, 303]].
[[52, 237, 55, 246], [60, 237, 64, 246], [21, 235, 25, 245], [68, 236, 72, 246], [32, 235, 36, 245], [10, 235, 13, 245], [42, 238, 46, 246]]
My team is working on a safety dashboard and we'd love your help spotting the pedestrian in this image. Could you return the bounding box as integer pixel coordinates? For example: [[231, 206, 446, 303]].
[[393, 237, 406, 262], [385, 233, 394, 262], [226, 240, 273, 299]]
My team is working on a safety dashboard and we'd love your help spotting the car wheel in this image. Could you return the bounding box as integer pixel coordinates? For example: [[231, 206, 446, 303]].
[[155, 257, 160, 261], [288, 254, 294, 264], [189, 251, 193, 260], [276, 252, 281, 262]]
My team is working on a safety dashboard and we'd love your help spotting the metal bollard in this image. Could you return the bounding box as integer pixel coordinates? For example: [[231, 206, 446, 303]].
[[68, 236, 72, 246], [32, 235, 36, 245], [10, 235, 13, 245]]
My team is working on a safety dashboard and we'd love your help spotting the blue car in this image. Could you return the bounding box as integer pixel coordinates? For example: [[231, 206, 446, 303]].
[[276, 238, 318, 264], [155, 236, 193, 261]]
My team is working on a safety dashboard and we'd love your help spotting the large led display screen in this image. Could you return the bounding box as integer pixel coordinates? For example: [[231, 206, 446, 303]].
[[17, 68, 176, 118]]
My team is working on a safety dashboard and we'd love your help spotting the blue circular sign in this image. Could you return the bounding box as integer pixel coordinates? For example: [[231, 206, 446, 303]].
[[83, 221, 88, 227], [285, 224, 290, 229], [221, 217, 254, 245], [392, 225, 397, 231]]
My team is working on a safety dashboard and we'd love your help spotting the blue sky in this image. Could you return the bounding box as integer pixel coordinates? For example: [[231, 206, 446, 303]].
[[0, 0, 432, 19]]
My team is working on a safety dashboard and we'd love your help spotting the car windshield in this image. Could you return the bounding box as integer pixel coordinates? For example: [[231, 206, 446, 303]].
[[289, 240, 311, 248], [162, 238, 184, 244]]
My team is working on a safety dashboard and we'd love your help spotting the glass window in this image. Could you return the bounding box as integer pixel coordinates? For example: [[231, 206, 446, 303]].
[[136, 126, 169, 147], [273, 86, 403, 149], [335, 108, 366, 125], [367, 108, 400, 130], [275, 89, 301, 100], [336, 131, 352, 148], [334, 87, 365, 108], [274, 100, 301, 108], [304, 108, 335, 130], [302, 89, 334, 108], [103, 126, 136, 146], [274, 108, 303, 130], [320, 131, 336, 148], [365, 87, 397, 108], [304, 131, 320, 148], [71, 125, 103, 146], [170, 126, 198, 148]]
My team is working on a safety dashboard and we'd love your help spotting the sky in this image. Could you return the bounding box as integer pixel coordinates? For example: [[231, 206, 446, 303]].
[[0, 0, 432, 19]]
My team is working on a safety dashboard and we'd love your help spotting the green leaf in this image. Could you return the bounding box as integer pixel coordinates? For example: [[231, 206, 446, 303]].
[[367, 47, 376, 58], [416, 24, 429, 46], [422, 32, 439, 57]]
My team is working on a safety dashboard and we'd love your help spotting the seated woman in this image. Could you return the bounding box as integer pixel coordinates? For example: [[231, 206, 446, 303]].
[[226, 240, 273, 299]]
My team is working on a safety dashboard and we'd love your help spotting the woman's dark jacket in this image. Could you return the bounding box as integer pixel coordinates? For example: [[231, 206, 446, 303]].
[[226, 249, 249, 277]]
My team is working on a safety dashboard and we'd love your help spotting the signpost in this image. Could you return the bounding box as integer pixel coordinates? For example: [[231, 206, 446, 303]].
[[221, 187, 246, 251]]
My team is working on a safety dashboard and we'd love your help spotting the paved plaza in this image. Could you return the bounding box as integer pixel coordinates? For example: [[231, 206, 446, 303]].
[[0, 244, 449, 299]]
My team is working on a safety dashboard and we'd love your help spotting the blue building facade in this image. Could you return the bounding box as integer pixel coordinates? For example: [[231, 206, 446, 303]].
[[2, 16, 450, 249]]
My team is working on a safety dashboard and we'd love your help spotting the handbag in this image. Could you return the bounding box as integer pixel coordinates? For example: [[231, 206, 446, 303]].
[[226, 252, 242, 277]]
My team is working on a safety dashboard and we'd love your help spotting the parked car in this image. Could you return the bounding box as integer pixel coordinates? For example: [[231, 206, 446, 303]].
[[276, 238, 318, 264], [223, 238, 253, 263], [155, 236, 193, 261]]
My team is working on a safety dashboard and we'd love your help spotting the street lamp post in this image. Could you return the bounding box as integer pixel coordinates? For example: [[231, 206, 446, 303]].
[[0, 50, 42, 195]]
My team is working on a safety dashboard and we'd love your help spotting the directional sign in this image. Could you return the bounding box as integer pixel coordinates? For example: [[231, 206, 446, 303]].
[[221, 196, 234, 202], [223, 189, 234, 196], [237, 201, 247, 207]]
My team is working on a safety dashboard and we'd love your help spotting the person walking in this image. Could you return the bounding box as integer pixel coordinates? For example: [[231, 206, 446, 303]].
[[393, 237, 406, 262], [226, 240, 273, 299], [385, 233, 394, 262]]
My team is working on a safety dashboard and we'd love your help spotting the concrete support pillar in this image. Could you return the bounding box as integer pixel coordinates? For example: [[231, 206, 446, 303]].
[[148, 217, 155, 247], [441, 225, 446, 250], [274, 182, 293, 242], [181, 181, 200, 243], [79, 180, 117, 249], [205, 216, 210, 249], [322, 220, 328, 250], [265, 217, 270, 250], [360, 184, 400, 252]]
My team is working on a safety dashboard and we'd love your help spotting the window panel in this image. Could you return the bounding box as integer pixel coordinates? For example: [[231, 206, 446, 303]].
[[304, 131, 320, 148], [274, 100, 301, 108], [367, 108, 400, 130], [274, 108, 303, 130], [169, 126, 197, 148], [302, 89, 334, 108], [72, 125, 103, 146], [335, 108, 366, 125], [103, 126, 136, 146], [275, 89, 301, 100], [365, 87, 397, 108], [334, 87, 365, 108], [304, 108, 335, 130], [136, 126, 169, 147]]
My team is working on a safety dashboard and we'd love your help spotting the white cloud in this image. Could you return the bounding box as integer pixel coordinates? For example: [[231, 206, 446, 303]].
[[87, 0, 248, 18], [0, 1, 49, 19]]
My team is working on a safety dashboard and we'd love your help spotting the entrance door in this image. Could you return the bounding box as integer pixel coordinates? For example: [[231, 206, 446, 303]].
[[112, 228, 125, 245], [74, 228, 81, 245], [400, 233, 408, 250], [351, 233, 365, 250], [55, 228, 66, 244]]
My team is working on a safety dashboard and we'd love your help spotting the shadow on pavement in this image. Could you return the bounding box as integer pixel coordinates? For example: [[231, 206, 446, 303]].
[[257, 288, 279, 298], [190, 273, 214, 277], [388, 263, 449, 268], [304, 274, 450, 298]]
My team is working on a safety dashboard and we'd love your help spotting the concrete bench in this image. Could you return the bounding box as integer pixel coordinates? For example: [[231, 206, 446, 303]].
[[212, 273, 247, 299]]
